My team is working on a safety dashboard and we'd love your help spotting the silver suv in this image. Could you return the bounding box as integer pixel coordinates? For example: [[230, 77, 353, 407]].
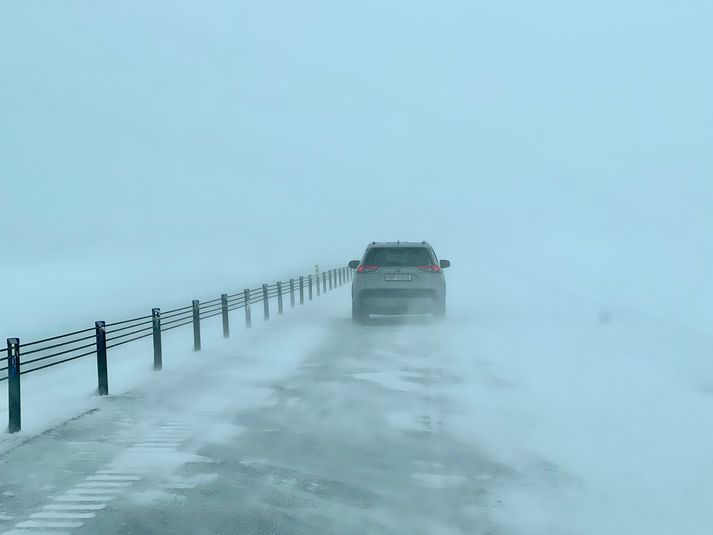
[[348, 241, 450, 323]]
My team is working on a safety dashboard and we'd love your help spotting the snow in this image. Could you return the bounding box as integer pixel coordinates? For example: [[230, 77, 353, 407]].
[[440, 269, 713, 535], [0, 291, 341, 452], [1, 0, 713, 533]]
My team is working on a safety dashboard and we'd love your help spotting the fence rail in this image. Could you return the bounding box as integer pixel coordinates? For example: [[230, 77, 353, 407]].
[[3, 265, 353, 433]]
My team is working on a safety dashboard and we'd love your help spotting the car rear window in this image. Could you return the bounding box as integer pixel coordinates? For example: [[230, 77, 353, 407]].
[[364, 247, 434, 267]]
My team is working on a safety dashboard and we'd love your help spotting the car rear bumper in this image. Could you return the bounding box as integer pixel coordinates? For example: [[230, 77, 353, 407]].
[[356, 289, 441, 315]]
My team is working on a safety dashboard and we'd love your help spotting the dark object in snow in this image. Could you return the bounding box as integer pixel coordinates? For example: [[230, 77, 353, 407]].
[[598, 310, 612, 325]]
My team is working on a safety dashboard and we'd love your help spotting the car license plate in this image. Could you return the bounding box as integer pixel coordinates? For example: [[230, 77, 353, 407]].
[[384, 274, 412, 281]]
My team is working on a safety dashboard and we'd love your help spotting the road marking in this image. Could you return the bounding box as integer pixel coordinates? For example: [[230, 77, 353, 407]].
[[86, 475, 141, 481], [43, 504, 106, 511], [3, 421, 198, 535], [75, 482, 131, 488], [130, 446, 176, 450], [2, 531, 72, 535], [30, 512, 96, 519], [67, 488, 118, 495], [15, 520, 84, 528], [54, 496, 113, 502]]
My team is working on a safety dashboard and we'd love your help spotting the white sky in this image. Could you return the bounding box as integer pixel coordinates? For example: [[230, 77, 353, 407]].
[[0, 0, 711, 332]]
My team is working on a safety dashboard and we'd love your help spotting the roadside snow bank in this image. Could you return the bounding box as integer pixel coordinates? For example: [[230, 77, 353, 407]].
[[444, 268, 713, 535]]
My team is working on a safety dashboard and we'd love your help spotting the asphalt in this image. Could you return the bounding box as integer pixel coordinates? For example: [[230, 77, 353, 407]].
[[0, 315, 510, 535]]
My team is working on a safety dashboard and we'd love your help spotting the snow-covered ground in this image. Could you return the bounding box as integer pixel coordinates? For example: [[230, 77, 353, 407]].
[[2, 1, 712, 533], [0, 267, 713, 535], [0, 279, 345, 450], [445, 266, 713, 535]]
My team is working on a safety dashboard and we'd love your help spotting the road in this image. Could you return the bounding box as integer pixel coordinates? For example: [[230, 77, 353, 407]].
[[0, 306, 508, 535]]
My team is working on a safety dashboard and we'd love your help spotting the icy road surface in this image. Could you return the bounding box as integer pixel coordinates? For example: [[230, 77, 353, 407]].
[[0, 315, 502, 534], [1, 284, 712, 535]]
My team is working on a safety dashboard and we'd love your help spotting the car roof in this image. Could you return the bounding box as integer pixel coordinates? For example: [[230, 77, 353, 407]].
[[366, 241, 431, 248]]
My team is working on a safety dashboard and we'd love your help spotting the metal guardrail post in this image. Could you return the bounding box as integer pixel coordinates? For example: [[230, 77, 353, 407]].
[[277, 282, 283, 314], [152, 308, 162, 371], [192, 300, 201, 351], [289, 279, 295, 308], [263, 284, 270, 320], [95, 322, 108, 396], [221, 294, 230, 338], [244, 289, 252, 328], [323, 271, 327, 293], [308, 275, 313, 301], [339, 267, 343, 286], [315, 265, 321, 297], [299, 276, 304, 304], [7, 338, 21, 433], [329, 269, 333, 290]]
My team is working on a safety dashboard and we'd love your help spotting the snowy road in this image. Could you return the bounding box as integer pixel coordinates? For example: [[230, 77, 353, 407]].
[[2, 281, 713, 535], [0, 296, 506, 535]]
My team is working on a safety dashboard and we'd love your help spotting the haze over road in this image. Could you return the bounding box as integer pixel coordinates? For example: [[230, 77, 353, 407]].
[[2, 269, 713, 535], [1, 294, 506, 535]]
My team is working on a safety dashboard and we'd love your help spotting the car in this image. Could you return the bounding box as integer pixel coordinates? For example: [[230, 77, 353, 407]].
[[348, 241, 450, 323]]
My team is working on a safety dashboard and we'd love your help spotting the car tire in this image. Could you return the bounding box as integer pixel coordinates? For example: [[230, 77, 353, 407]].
[[433, 300, 446, 320], [352, 301, 367, 324]]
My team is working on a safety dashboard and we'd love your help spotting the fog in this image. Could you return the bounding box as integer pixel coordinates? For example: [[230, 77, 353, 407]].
[[1, 1, 712, 534], [2, 1, 711, 331]]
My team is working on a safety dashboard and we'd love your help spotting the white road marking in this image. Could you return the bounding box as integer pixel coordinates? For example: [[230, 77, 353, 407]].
[[4, 421, 196, 533], [43, 504, 106, 511], [67, 488, 118, 495], [75, 482, 131, 488], [15, 520, 84, 528], [2, 531, 71, 535], [129, 450, 176, 454], [54, 496, 113, 502], [104, 466, 146, 472], [86, 475, 141, 481], [30, 512, 96, 519], [130, 446, 176, 451]]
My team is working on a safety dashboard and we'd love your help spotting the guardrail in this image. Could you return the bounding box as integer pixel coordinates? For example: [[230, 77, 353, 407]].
[[2, 265, 352, 433]]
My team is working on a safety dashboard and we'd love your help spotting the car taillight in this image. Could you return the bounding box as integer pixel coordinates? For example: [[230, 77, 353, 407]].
[[417, 265, 442, 272], [357, 265, 380, 273]]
